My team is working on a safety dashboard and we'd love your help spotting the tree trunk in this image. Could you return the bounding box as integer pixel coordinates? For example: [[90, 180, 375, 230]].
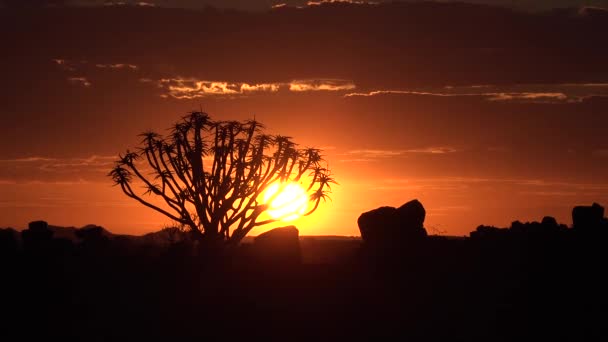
[[197, 230, 227, 264]]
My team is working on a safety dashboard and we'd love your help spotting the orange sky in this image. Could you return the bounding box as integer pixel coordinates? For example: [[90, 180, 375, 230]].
[[1, 3, 608, 236]]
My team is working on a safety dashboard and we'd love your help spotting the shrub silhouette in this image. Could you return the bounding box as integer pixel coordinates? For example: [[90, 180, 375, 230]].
[[109, 111, 335, 246]]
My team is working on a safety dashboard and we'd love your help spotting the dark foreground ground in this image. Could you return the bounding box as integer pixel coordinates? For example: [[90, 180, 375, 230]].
[[1, 231, 607, 342]]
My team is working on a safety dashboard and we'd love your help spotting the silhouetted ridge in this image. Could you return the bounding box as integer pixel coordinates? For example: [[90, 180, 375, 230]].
[[471, 203, 608, 242], [2, 202, 608, 340]]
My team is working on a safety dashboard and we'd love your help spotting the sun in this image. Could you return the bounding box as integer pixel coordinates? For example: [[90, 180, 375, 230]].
[[263, 182, 309, 221]]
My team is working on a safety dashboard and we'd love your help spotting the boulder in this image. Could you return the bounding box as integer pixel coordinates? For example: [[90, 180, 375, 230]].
[[541, 216, 558, 228], [0, 228, 19, 254], [75, 225, 108, 241], [538, 216, 561, 234], [470, 225, 508, 240], [253, 226, 301, 265], [572, 203, 605, 230], [396, 199, 426, 232], [28, 220, 50, 233], [358, 199, 428, 245], [21, 220, 54, 252], [357, 206, 398, 243]]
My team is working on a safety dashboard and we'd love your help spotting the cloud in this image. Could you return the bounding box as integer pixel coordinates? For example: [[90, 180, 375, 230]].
[[151, 77, 356, 99], [520, 191, 579, 197], [0, 157, 57, 162], [337, 158, 373, 163], [154, 78, 280, 99], [403, 147, 458, 154], [344, 83, 608, 103], [103, 1, 156, 7], [54, 58, 140, 71], [340, 147, 457, 161], [346, 149, 405, 158], [344, 90, 570, 103], [579, 6, 608, 16], [487, 92, 568, 102], [52, 58, 78, 71], [0, 155, 117, 183], [270, 0, 378, 9], [53, 58, 139, 79], [365, 176, 608, 199], [306, 0, 378, 6], [67, 77, 91, 87], [95, 63, 138, 70], [288, 79, 356, 92], [20, 179, 91, 185], [38, 155, 116, 170], [1, 0, 67, 8]]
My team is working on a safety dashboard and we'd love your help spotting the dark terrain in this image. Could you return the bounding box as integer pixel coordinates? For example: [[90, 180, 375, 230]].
[[1, 202, 607, 341]]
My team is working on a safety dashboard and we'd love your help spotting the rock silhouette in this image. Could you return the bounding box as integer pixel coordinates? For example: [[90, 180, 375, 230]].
[[357, 199, 428, 246], [21, 220, 54, 252], [253, 226, 301, 265], [572, 202, 606, 231], [0, 228, 19, 255], [472, 217, 568, 241]]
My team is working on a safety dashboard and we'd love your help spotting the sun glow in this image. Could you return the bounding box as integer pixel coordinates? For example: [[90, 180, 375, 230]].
[[263, 182, 309, 221]]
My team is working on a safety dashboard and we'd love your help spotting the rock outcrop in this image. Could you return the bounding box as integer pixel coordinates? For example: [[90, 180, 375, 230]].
[[358, 199, 428, 246], [253, 226, 301, 265], [572, 203, 605, 230]]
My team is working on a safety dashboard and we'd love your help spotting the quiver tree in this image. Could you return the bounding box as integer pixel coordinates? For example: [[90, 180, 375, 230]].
[[109, 112, 335, 245]]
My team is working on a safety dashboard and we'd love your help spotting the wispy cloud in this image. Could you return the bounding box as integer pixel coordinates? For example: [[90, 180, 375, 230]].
[[95, 63, 138, 70], [103, 1, 156, 7], [0, 155, 117, 183], [67, 77, 92, 87], [38, 155, 116, 170], [488, 92, 568, 102], [53, 59, 140, 86], [344, 83, 608, 103], [365, 176, 608, 199], [289, 79, 355, 92], [0, 155, 115, 168], [403, 147, 458, 154], [0, 157, 57, 162], [22, 179, 91, 185], [579, 6, 608, 16], [306, 0, 379, 7], [150, 78, 356, 99], [52, 58, 76, 71], [520, 191, 579, 197], [271, 0, 378, 9], [340, 147, 458, 162], [345, 149, 405, 158]]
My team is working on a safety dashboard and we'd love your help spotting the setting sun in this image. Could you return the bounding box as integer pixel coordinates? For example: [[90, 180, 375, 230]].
[[263, 182, 308, 221]]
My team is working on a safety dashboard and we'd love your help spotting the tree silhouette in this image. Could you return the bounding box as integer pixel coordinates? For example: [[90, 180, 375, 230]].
[[109, 112, 335, 245]]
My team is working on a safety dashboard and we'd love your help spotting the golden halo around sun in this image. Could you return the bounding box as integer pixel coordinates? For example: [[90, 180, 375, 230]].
[[263, 182, 308, 221]]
